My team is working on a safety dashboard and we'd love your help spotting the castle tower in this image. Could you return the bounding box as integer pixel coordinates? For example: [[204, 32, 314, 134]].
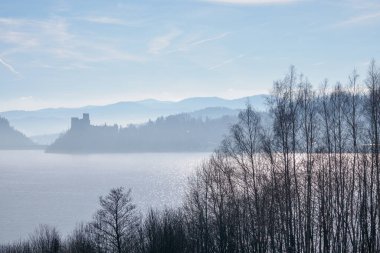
[[71, 117, 79, 129], [70, 113, 90, 130], [82, 113, 90, 126]]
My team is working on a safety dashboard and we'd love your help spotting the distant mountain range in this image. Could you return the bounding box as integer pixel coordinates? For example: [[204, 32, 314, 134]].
[[0, 117, 39, 149], [0, 98, 271, 152], [0, 95, 268, 136]]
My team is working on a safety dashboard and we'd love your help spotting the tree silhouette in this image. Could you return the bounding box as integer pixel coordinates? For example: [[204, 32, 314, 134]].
[[91, 187, 140, 253]]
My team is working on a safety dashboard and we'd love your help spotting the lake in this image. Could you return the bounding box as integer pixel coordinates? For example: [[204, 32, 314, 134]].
[[0, 150, 210, 244]]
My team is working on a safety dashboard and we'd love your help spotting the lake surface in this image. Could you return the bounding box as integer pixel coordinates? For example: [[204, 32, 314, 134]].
[[0, 150, 210, 244]]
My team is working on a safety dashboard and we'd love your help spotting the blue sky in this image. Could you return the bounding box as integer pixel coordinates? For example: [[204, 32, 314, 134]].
[[0, 0, 379, 110]]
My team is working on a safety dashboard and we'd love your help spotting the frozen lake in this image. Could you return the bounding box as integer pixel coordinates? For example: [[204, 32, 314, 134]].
[[0, 150, 209, 243]]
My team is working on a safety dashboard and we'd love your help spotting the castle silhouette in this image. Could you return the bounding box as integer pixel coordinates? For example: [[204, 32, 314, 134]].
[[47, 112, 232, 153], [70, 113, 118, 132], [71, 113, 90, 130]]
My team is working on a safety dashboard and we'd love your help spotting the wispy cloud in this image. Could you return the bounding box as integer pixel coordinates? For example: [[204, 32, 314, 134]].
[[203, 0, 301, 5], [339, 0, 380, 10], [334, 11, 380, 27], [208, 54, 245, 70], [0, 17, 144, 69], [148, 29, 182, 54], [0, 31, 40, 48], [19, 96, 33, 101], [186, 32, 229, 47], [0, 56, 19, 75], [79, 16, 129, 26], [167, 32, 230, 53], [0, 17, 26, 26], [76, 15, 150, 28], [51, 43, 144, 63]]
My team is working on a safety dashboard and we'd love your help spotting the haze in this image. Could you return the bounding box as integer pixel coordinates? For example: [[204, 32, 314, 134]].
[[1, 0, 380, 251]]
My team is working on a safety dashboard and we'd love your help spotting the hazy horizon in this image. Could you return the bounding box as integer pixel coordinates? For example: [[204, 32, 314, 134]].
[[0, 93, 268, 112]]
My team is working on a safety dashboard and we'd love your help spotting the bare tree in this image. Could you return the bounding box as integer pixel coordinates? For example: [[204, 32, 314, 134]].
[[29, 225, 61, 253], [65, 223, 96, 253], [91, 187, 140, 253], [364, 59, 380, 252]]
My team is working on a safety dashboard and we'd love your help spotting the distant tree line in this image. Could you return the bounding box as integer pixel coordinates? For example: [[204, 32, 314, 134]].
[[47, 114, 237, 153], [2, 60, 380, 252]]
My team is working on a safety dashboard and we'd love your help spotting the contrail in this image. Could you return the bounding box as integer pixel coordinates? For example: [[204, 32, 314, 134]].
[[0, 56, 19, 75]]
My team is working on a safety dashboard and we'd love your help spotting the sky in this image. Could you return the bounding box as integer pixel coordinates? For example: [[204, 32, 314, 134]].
[[0, 0, 379, 111]]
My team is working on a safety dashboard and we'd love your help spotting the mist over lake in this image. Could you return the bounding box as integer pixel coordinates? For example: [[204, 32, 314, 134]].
[[0, 150, 209, 243]]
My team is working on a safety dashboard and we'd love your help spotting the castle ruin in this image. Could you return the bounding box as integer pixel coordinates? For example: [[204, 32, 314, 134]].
[[71, 113, 90, 130]]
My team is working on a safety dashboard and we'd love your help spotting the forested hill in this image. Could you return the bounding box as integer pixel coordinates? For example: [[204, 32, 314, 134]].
[[47, 113, 239, 153], [0, 117, 37, 149]]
